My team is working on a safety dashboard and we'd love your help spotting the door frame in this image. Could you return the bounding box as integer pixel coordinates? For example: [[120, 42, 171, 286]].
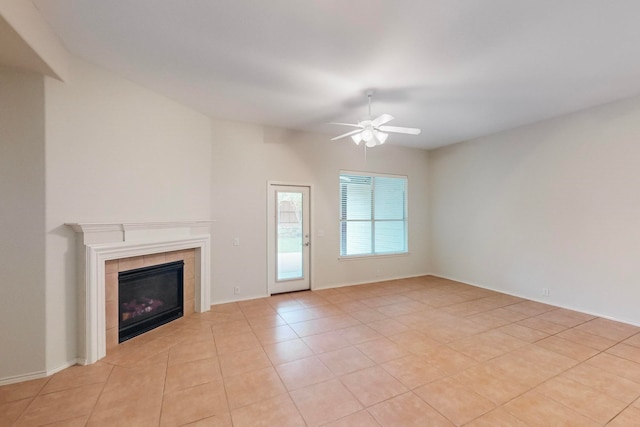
[[267, 181, 314, 295]]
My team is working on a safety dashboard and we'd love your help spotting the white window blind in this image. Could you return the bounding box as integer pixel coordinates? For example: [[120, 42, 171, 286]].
[[340, 172, 408, 257]]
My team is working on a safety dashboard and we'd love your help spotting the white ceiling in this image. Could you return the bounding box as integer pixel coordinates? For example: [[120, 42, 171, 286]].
[[32, 0, 640, 149]]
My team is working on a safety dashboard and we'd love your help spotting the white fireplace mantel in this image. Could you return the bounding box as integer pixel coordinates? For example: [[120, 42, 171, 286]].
[[67, 221, 214, 365]]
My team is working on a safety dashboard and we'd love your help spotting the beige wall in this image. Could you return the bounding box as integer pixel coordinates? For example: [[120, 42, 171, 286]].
[[210, 120, 431, 303], [43, 58, 212, 374], [1, 56, 431, 383], [5, 49, 640, 384], [5, 48, 640, 384], [429, 95, 640, 325], [0, 67, 46, 380]]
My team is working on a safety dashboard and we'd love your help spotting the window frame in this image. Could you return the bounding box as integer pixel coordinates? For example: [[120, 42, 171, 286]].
[[339, 170, 409, 259]]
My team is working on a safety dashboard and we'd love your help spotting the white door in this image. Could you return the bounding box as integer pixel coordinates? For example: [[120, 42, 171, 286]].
[[267, 184, 310, 294]]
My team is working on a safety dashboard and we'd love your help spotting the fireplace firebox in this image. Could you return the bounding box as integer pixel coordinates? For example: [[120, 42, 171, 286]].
[[118, 260, 184, 343]]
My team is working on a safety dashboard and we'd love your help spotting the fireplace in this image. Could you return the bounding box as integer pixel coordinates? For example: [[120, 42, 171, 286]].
[[67, 221, 213, 365], [118, 261, 184, 343]]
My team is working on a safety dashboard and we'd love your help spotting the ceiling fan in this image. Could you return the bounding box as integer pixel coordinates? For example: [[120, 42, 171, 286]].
[[330, 91, 421, 147]]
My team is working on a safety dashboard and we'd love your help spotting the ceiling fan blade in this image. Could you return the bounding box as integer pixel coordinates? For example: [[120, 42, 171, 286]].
[[329, 122, 363, 129], [371, 114, 394, 127], [331, 129, 362, 141], [378, 125, 421, 135]]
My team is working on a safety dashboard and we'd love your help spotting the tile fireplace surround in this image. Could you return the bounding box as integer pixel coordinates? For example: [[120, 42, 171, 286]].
[[67, 221, 213, 365], [104, 249, 196, 353]]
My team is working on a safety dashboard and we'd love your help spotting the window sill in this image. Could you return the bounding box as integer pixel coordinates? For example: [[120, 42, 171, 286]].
[[338, 252, 410, 261]]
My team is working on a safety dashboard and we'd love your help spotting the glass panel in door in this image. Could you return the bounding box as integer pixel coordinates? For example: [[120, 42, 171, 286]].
[[277, 191, 303, 281]]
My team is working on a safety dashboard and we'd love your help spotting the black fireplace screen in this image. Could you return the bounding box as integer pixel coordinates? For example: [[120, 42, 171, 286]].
[[118, 260, 184, 343]]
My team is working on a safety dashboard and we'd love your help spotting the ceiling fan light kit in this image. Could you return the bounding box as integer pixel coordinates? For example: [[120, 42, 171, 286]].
[[331, 91, 421, 147]]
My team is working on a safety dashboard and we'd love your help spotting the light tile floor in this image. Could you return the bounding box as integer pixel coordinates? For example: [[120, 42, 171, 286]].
[[2, 276, 640, 426]]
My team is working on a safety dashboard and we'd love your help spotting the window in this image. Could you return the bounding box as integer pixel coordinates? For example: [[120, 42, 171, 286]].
[[340, 172, 408, 257]]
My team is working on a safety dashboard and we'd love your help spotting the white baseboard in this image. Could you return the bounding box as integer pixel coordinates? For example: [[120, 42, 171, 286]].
[[209, 273, 433, 306], [46, 360, 78, 376], [311, 272, 433, 291], [429, 273, 640, 328], [75, 358, 90, 366], [0, 370, 48, 386], [211, 292, 270, 306], [0, 359, 81, 386]]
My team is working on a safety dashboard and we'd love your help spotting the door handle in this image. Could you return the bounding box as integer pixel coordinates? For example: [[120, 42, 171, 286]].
[[304, 241, 310, 247]]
